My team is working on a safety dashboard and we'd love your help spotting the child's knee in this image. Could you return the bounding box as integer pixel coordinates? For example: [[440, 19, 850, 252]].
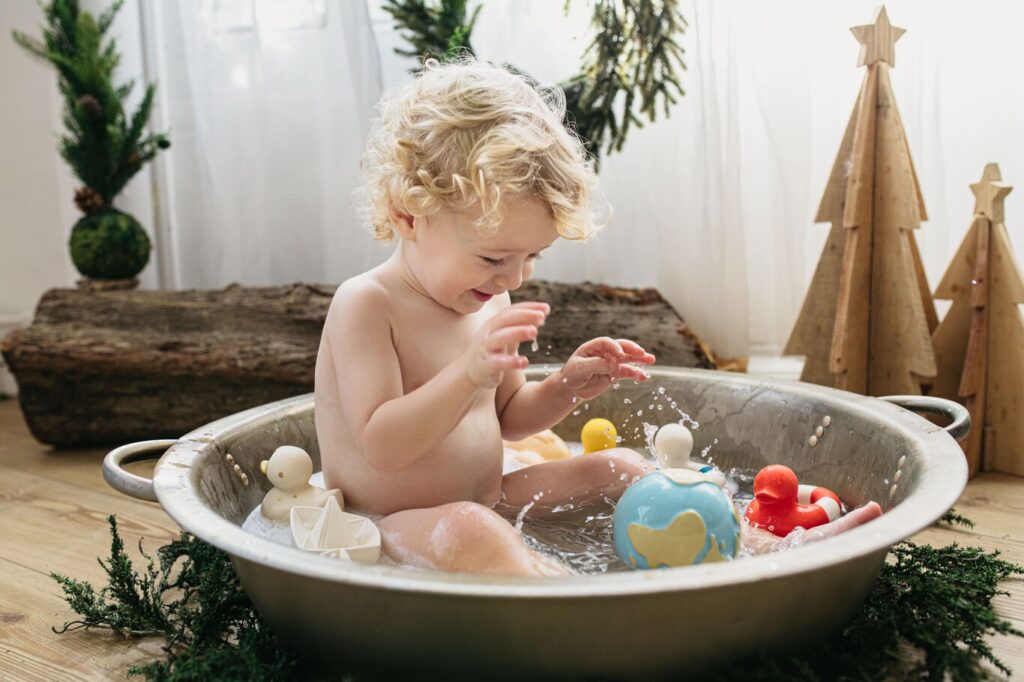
[[435, 501, 510, 547]]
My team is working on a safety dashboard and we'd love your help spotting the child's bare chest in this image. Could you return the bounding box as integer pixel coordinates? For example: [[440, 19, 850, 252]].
[[391, 300, 492, 392]]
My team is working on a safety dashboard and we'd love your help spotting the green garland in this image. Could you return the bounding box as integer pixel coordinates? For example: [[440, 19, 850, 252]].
[[52, 513, 1021, 681], [381, 0, 687, 166]]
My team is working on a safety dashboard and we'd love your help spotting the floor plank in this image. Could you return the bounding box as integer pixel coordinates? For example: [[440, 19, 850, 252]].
[[0, 398, 1020, 678]]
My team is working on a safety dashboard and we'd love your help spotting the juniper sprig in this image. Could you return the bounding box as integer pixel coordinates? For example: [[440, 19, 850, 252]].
[[51, 516, 296, 681], [53, 514, 1021, 681]]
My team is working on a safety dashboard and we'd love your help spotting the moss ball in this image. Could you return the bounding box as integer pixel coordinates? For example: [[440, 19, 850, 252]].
[[69, 209, 151, 280]]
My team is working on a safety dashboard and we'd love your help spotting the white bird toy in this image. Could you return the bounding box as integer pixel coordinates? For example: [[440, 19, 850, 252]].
[[653, 423, 728, 488], [259, 445, 344, 522]]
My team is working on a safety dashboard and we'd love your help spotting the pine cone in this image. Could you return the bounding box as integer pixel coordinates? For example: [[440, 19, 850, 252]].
[[76, 94, 102, 117], [74, 187, 105, 214]]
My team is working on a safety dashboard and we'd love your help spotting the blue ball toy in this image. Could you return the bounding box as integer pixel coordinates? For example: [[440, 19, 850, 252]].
[[613, 468, 741, 569]]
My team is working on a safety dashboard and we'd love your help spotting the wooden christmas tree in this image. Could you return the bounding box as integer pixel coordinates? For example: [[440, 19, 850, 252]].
[[931, 164, 1023, 477], [785, 7, 938, 395]]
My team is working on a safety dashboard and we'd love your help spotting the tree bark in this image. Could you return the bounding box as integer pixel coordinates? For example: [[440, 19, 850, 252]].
[[2, 281, 715, 447]]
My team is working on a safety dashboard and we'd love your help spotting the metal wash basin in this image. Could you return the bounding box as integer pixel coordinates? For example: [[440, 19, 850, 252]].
[[104, 367, 968, 679]]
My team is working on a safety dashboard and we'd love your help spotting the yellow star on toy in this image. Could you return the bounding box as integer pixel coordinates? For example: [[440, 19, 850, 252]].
[[971, 163, 1013, 223], [850, 6, 905, 67]]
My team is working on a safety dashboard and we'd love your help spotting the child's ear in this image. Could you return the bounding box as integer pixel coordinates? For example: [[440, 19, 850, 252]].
[[390, 209, 416, 241]]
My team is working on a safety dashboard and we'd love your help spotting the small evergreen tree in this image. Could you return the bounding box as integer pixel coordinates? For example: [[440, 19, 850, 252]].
[[13, 0, 170, 281]]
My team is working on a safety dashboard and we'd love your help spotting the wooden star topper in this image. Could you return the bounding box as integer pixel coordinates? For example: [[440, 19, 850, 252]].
[[851, 6, 905, 67], [970, 163, 1013, 223]]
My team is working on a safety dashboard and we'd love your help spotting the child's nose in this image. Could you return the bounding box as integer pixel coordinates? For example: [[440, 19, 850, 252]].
[[494, 263, 525, 291]]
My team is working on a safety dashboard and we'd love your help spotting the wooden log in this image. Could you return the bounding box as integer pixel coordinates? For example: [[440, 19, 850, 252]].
[[2, 280, 715, 447]]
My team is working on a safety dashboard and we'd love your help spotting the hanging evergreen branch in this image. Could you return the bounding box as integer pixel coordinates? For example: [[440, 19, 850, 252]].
[[53, 514, 1021, 680], [12, 0, 170, 213], [381, 0, 481, 62], [381, 0, 687, 167]]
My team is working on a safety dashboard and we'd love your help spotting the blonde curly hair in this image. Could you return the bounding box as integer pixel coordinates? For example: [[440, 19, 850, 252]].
[[356, 56, 605, 241]]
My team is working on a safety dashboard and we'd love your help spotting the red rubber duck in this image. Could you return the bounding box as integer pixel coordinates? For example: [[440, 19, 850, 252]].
[[745, 465, 842, 537]]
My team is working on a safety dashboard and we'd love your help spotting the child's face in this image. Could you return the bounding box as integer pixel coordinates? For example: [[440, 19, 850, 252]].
[[405, 196, 559, 314]]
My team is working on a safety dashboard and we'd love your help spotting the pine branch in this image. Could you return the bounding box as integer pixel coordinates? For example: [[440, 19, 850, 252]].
[[51, 516, 298, 682], [54, 513, 1022, 681], [11, 0, 169, 210]]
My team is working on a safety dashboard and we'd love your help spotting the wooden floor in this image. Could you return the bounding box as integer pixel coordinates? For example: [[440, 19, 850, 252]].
[[0, 398, 1021, 680]]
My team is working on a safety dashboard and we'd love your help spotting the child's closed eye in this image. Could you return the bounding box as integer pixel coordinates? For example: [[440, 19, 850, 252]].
[[479, 253, 542, 267]]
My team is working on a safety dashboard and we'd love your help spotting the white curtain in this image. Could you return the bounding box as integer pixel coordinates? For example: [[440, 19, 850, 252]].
[[148, 0, 386, 288], [149, 0, 1024, 359]]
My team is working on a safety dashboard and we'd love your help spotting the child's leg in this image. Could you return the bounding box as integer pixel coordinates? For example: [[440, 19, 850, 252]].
[[500, 448, 653, 517], [377, 501, 570, 576]]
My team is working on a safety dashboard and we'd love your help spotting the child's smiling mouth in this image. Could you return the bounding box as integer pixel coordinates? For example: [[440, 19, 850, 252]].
[[472, 289, 495, 302]]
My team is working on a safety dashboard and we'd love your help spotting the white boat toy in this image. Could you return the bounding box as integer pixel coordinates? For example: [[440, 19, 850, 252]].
[[290, 496, 381, 564]]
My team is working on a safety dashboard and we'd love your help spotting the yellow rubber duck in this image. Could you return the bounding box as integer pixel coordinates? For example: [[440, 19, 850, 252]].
[[581, 418, 618, 453]]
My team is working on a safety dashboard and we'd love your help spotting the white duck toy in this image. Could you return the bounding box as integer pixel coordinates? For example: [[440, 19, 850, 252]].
[[653, 423, 728, 489], [259, 445, 344, 522]]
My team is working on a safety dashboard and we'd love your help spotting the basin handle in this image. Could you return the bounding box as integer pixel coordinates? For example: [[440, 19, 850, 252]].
[[102, 439, 177, 502], [877, 396, 971, 442]]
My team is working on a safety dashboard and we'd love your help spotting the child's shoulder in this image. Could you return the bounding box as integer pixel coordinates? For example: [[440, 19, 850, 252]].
[[325, 271, 393, 329]]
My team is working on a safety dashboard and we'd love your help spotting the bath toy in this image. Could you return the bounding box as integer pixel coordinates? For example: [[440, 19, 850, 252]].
[[504, 429, 571, 461], [653, 423, 727, 488], [290, 496, 381, 564], [744, 464, 842, 537], [581, 418, 618, 453], [259, 445, 344, 521], [503, 447, 547, 472], [613, 468, 741, 568]]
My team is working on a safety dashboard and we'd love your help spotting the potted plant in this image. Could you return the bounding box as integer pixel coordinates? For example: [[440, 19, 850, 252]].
[[13, 0, 170, 288]]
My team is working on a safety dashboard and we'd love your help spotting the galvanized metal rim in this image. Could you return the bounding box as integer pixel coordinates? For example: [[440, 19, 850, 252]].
[[152, 367, 967, 599]]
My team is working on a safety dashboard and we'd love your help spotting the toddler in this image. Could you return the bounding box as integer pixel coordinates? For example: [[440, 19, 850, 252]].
[[315, 58, 656, 576]]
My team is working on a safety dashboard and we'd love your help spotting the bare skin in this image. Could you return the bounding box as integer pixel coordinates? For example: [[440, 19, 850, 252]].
[[315, 196, 655, 575]]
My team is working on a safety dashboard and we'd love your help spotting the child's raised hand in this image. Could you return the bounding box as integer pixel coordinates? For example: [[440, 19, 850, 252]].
[[557, 337, 656, 400], [463, 302, 549, 389]]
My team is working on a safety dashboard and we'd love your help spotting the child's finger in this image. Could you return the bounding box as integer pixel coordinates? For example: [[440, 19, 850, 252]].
[[509, 301, 551, 315], [568, 356, 615, 377], [614, 337, 655, 364], [617, 364, 652, 382], [489, 353, 529, 370], [485, 325, 537, 351], [579, 336, 623, 358], [489, 307, 546, 331]]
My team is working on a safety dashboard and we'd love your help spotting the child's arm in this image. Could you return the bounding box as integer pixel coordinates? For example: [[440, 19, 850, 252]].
[[327, 283, 545, 471], [497, 337, 656, 441]]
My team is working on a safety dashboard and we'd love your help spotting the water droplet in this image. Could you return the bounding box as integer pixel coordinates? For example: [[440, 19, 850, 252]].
[[572, 410, 580, 416], [822, 415, 832, 428], [808, 435, 818, 447], [889, 484, 898, 498], [815, 426, 824, 437], [897, 455, 906, 467], [637, 410, 644, 416], [658, 386, 666, 394], [623, 398, 632, 404], [531, 338, 539, 353], [612, 382, 620, 390], [893, 469, 902, 482], [583, 403, 590, 410]]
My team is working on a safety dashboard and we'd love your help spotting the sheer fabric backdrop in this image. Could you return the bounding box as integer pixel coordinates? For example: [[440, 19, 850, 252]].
[[148, 0, 1024, 359], [148, 0, 384, 289]]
